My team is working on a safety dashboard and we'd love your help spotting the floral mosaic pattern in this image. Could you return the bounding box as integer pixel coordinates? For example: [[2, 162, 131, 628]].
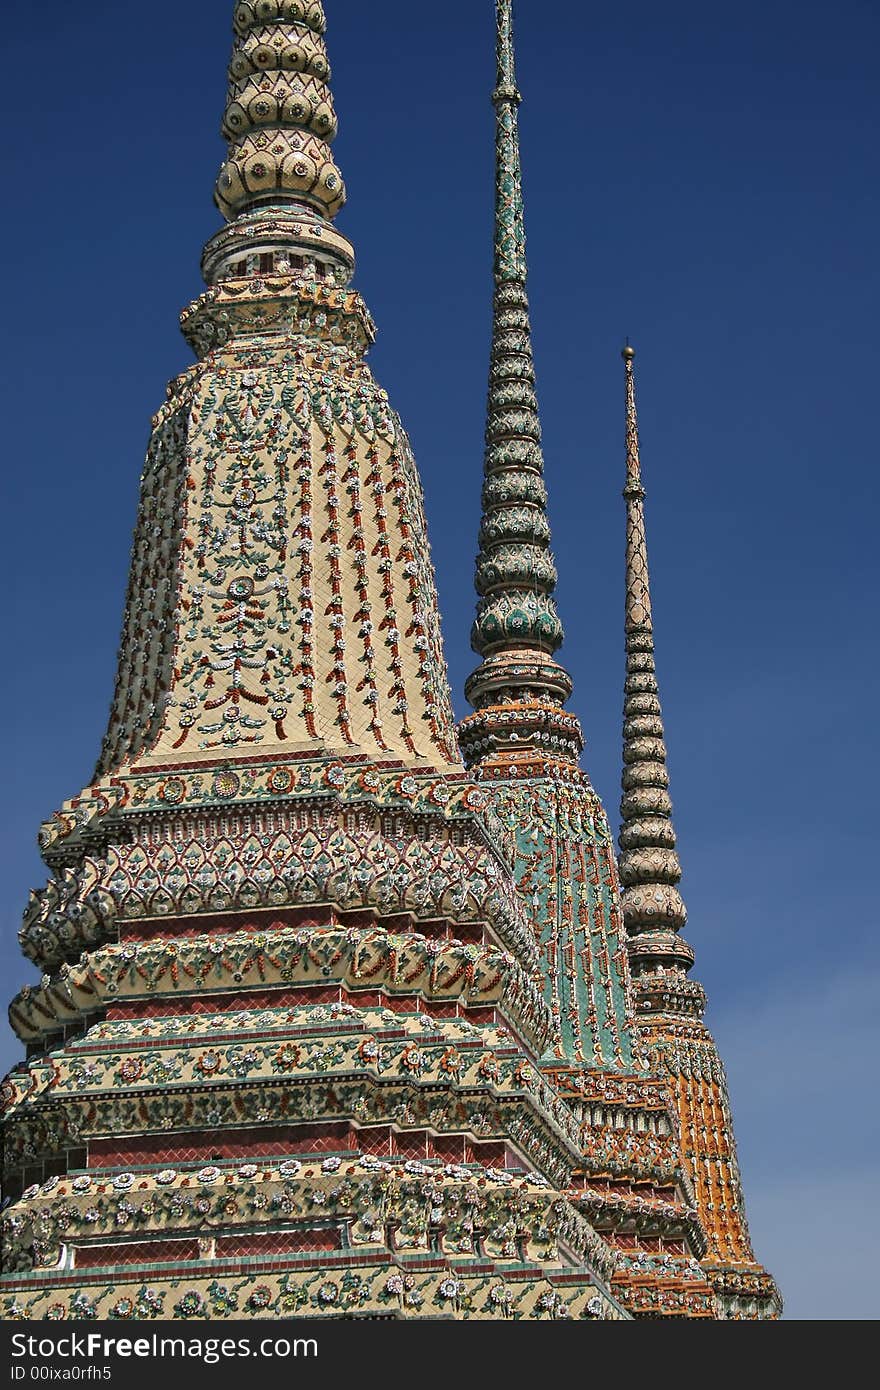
[[3, 1161, 608, 1273], [214, 2, 345, 221], [11, 923, 549, 1049], [96, 341, 458, 773], [20, 809, 541, 979], [4, 1266, 623, 1324]]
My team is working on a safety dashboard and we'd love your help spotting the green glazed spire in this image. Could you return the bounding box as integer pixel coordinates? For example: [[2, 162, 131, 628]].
[[492, 0, 526, 283], [461, 0, 583, 769]]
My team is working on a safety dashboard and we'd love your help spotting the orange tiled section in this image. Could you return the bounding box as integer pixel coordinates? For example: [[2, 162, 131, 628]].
[[635, 1022, 780, 1316], [673, 1073, 754, 1265]]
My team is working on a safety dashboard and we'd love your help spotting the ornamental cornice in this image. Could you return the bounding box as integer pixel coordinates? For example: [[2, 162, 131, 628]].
[[630, 971, 708, 1021], [627, 936, 696, 975], [576, 1121, 683, 1186], [42, 760, 489, 880], [459, 700, 584, 768], [180, 277, 375, 358], [3, 1074, 685, 1198], [702, 1262, 782, 1318], [2, 1261, 623, 1323], [3, 1029, 561, 1122], [3, 1072, 584, 1190], [73, 1001, 503, 1048], [573, 1185, 707, 1259], [21, 813, 542, 980], [4, 1161, 611, 1279], [11, 922, 550, 1049], [610, 1270, 717, 1319]]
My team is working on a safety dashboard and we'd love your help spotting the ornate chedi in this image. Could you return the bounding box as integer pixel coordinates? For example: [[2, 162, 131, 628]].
[[458, 1, 732, 1320], [1, 0, 629, 1325], [619, 346, 780, 1318], [0, 0, 777, 1326]]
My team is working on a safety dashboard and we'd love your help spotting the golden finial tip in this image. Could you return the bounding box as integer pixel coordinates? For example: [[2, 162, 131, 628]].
[[622, 344, 636, 361]]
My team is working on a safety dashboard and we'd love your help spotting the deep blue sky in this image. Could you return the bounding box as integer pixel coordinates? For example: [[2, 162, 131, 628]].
[[3, 1, 878, 1320]]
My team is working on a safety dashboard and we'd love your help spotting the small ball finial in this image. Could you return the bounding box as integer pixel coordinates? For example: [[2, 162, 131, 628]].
[[622, 343, 636, 361]]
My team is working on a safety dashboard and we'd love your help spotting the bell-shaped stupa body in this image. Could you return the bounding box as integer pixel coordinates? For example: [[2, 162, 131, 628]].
[[1, 0, 629, 1323]]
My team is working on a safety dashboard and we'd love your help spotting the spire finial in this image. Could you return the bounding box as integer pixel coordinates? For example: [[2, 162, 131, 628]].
[[198, 2, 357, 307], [460, 0, 583, 770], [494, 0, 521, 98], [618, 350, 705, 1020], [623, 343, 650, 620], [491, 0, 526, 286], [215, 1, 344, 222]]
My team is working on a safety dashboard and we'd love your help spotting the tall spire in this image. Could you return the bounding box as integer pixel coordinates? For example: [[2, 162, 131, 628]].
[[460, 0, 583, 770], [616, 351, 781, 1315], [618, 346, 705, 1018]]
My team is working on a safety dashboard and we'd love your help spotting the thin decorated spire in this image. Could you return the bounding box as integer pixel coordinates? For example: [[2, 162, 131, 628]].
[[460, 0, 583, 770], [492, 0, 526, 282], [619, 346, 706, 1020], [617, 352, 782, 1313]]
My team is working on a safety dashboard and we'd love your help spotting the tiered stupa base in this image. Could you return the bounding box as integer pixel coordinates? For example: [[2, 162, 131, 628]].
[[2, 756, 625, 1322]]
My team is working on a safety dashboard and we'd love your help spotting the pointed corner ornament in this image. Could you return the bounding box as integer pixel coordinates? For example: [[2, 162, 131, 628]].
[[460, 0, 584, 771], [618, 347, 705, 1019]]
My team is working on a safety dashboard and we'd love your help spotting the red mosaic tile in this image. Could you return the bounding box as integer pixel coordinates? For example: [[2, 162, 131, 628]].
[[216, 1229, 342, 1257], [393, 1131, 429, 1160], [88, 1121, 356, 1167], [430, 1136, 467, 1163], [465, 1141, 504, 1163], [74, 1239, 200, 1269], [358, 1127, 392, 1155]]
